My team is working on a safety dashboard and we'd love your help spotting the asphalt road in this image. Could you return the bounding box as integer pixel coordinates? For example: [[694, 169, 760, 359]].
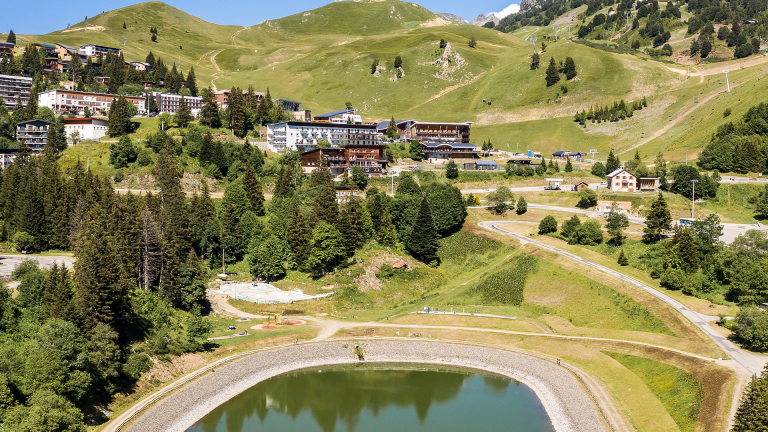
[[479, 221, 764, 376], [0, 255, 74, 278]]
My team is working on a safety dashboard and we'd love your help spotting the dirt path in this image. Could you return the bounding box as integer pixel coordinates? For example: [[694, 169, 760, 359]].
[[196, 49, 218, 67], [686, 54, 768, 76], [411, 71, 487, 111], [552, 5, 586, 25], [209, 49, 224, 72], [209, 293, 267, 319], [230, 26, 250, 44]]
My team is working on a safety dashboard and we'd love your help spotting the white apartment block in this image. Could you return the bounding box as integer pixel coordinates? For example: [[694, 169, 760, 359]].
[[0, 74, 32, 110], [151, 92, 203, 116], [38, 89, 146, 115], [78, 44, 121, 57], [266, 121, 377, 154], [64, 117, 108, 142]]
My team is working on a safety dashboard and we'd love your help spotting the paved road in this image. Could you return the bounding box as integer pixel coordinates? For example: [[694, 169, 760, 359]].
[[479, 221, 765, 376], [0, 255, 74, 278]]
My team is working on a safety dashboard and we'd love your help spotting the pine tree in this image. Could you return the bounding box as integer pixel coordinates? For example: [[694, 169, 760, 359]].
[[199, 88, 220, 127], [406, 196, 440, 264], [564, 158, 573, 172], [44, 263, 73, 319], [545, 57, 560, 87], [186, 67, 198, 96], [605, 149, 620, 173], [287, 199, 311, 268], [313, 186, 339, 225], [367, 193, 384, 231], [25, 84, 38, 120], [530, 52, 540, 70], [564, 56, 577, 80], [676, 228, 699, 273], [643, 192, 672, 242], [310, 154, 333, 187], [257, 88, 272, 124], [617, 249, 629, 266], [229, 87, 246, 138], [242, 164, 264, 216], [378, 210, 398, 246], [174, 96, 192, 128], [385, 116, 398, 139], [446, 159, 459, 179], [516, 196, 527, 214], [732, 365, 768, 431], [107, 96, 128, 137], [6, 30, 15, 44]]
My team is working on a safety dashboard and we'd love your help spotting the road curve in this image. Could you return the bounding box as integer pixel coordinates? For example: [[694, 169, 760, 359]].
[[479, 221, 764, 376]]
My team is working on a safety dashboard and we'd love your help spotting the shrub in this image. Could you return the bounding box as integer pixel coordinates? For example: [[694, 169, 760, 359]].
[[723, 108, 732, 118], [576, 188, 598, 209], [114, 170, 125, 183], [12, 231, 35, 252], [731, 306, 768, 351], [375, 264, 397, 279], [136, 148, 154, 166], [123, 353, 152, 379], [660, 268, 686, 290], [570, 219, 604, 245], [538, 215, 558, 234], [472, 256, 537, 304], [561, 215, 581, 238]]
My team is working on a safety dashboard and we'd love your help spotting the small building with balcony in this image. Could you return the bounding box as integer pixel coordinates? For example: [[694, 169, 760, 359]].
[[422, 142, 480, 163], [301, 144, 388, 178], [16, 119, 55, 152]]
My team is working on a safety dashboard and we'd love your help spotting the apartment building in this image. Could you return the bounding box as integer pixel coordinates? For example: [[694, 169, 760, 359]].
[[403, 121, 472, 143], [79, 44, 121, 57], [213, 89, 263, 109], [150, 92, 203, 115], [266, 121, 377, 154], [301, 144, 388, 177], [64, 117, 108, 142], [422, 142, 480, 163], [313, 109, 362, 124], [0, 42, 14, 54], [16, 119, 54, 152], [0, 74, 32, 110], [0, 148, 19, 168], [38, 89, 146, 115]]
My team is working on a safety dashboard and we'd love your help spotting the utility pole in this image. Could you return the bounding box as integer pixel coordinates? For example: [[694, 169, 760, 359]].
[[723, 70, 730, 92], [123, 37, 127, 46], [690, 180, 699, 218], [552, 25, 560, 41], [567, 25, 573, 39], [625, 11, 630, 27], [531, 38, 538, 53]]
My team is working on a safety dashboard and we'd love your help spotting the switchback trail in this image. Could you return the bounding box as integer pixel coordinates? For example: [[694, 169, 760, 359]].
[[479, 221, 764, 375]]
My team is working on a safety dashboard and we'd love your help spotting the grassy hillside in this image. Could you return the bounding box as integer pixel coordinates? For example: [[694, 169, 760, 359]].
[[16, 0, 768, 163]]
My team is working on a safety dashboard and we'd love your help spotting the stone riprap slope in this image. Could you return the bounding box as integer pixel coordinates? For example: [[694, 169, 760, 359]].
[[124, 340, 607, 432]]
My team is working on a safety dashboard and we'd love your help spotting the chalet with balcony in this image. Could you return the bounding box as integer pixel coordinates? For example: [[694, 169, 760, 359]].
[[422, 143, 480, 163], [16, 119, 55, 152], [606, 168, 659, 192], [0, 42, 14, 54], [402, 121, 472, 144], [301, 144, 388, 178]]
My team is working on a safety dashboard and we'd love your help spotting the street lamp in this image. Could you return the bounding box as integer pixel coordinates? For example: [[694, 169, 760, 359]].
[[690, 180, 699, 219]]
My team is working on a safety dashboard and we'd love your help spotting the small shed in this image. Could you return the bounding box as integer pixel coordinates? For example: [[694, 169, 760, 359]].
[[463, 162, 475, 170], [392, 260, 408, 269], [475, 160, 497, 171], [573, 181, 590, 191]]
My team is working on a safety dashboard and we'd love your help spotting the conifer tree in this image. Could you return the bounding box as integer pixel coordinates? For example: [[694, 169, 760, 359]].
[[6, 30, 15, 44], [44, 263, 72, 319], [314, 186, 339, 225], [229, 87, 246, 138], [445, 159, 459, 179], [186, 67, 198, 96], [406, 196, 440, 264], [11, 94, 25, 126], [146, 93, 158, 114], [385, 116, 398, 139], [249, 235, 286, 281], [564, 158, 573, 172], [732, 365, 768, 431], [756, 185, 768, 219], [107, 96, 128, 137], [676, 228, 699, 273], [307, 222, 347, 276], [242, 164, 265, 216], [617, 249, 629, 266], [643, 192, 672, 242], [200, 87, 220, 127], [287, 199, 311, 269], [249, 145, 264, 173], [25, 85, 38, 121], [257, 88, 272, 124], [378, 210, 398, 246], [339, 200, 366, 252], [605, 149, 620, 173], [145, 51, 155, 69], [367, 193, 384, 231], [530, 52, 540, 70], [310, 155, 333, 187], [516, 196, 527, 214], [545, 57, 560, 87], [174, 96, 192, 128], [564, 56, 577, 80]]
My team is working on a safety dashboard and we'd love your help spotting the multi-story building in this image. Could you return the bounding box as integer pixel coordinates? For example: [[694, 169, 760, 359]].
[[421, 142, 480, 163], [0, 148, 19, 168], [0, 42, 14, 54], [64, 117, 109, 142], [313, 109, 362, 124], [129, 61, 151, 71], [301, 144, 388, 178], [38, 89, 146, 115], [16, 119, 55, 152], [266, 121, 377, 154], [0, 74, 32, 110], [376, 119, 415, 137], [213, 89, 263, 109], [79, 44, 121, 57], [403, 121, 472, 143], [31, 43, 56, 56], [150, 92, 203, 115]]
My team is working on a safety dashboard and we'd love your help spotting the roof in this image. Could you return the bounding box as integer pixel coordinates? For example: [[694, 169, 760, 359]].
[[34, 43, 56, 49], [314, 109, 355, 118], [475, 160, 497, 166], [16, 119, 55, 126], [271, 120, 376, 129], [607, 168, 632, 178], [392, 260, 407, 269], [56, 43, 76, 51], [277, 98, 300, 104], [413, 121, 473, 126], [130, 61, 150, 66], [0, 74, 32, 81], [422, 142, 479, 149], [574, 180, 589, 186], [64, 117, 108, 124]]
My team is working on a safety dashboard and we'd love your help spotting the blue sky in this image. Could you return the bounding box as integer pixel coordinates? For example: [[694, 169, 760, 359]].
[[1, 0, 520, 35]]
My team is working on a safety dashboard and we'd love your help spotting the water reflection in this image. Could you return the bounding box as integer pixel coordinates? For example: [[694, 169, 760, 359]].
[[189, 365, 553, 432]]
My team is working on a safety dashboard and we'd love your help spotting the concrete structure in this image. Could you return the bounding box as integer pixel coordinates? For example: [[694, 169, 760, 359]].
[[267, 121, 377, 154], [38, 89, 146, 116], [16, 119, 55, 152], [64, 117, 108, 142], [422, 142, 480, 163], [151, 92, 203, 116], [301, 144, 388, 177], [606, 168, 659, 192], [313, 109, 362, 124], [293, 109, 312, 122], [277, 98, 302, 112], [79, 44, 121, 57], [0, 74, 32, 110], [0, 148, 19, 168], [209, 282, 333, 304]]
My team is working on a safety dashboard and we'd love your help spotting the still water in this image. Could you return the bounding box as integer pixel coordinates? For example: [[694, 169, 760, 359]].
[[188, 364, 555, 432]]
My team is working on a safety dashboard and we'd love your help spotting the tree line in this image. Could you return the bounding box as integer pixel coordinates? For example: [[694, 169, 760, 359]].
[[698, 102, 768, 174], [574, 97, 647, 126]]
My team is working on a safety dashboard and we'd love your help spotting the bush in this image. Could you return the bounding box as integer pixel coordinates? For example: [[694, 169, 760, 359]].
[[576, 188, 598, 209], [12, 231, 35, 252], [618, 249, 629, 266], [660, 268, 686, 290], [375, 264, 397, 279], [123, 353, 152, 379], [538, 215, 558, 234], [114, 170, 125, 183], [723, 108, 732, 118], [136, 148, 154, 166], [472, 256, 537, 304], [570, 219, 604, 245], [731, 307, 768, 351]]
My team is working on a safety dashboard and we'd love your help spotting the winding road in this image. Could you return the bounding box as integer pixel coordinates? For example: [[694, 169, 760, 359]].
[[479, 221, 764, 376]]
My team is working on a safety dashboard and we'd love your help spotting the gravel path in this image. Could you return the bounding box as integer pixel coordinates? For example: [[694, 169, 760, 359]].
[[122, 340, 608, 432], [480, 221, 765, 375]]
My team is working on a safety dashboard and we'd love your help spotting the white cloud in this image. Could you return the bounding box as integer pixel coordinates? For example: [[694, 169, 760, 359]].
[[488, 4, 520, 19]]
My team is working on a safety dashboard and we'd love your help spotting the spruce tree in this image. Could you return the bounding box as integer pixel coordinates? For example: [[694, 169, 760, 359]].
[[340, 200, 366, 251], [242, 164, 265, 216], [530, 52, 540, 70], [174, 96, 192, 128], [6, 30, 15, 44], [757, 185, 768, 220], [11, 94, 25, 125], [617, 249, 629, 266], [229, 87, 246, 138], [545, 57, 560, 87], [200, 87, 220, 127], [75, 206, 117, 332], [307, 222, 347, 276], [564, 158, 573, 172], [732, 365, 768, 431], [367, 193, 384, 231], [445, 160, 459, 179], [378, 210, 398, 246], [605, 149, 620, 173], [564, 57, 577, 80], [286, 199, 311, 268], [406, 196, 440, 264], [313, 186, 339, 225], [256, 88, 272, 124], [186, 67, 198, 96], [44, 263, 73, 319], [146, 93, 158, 114], [643, 192, 672, 242], [516, 196, 527, 214], [310, 154, 334, 187], [676, 228, 699, 273], [385, 116, 398, 139], [107, 96, 128, 137]]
